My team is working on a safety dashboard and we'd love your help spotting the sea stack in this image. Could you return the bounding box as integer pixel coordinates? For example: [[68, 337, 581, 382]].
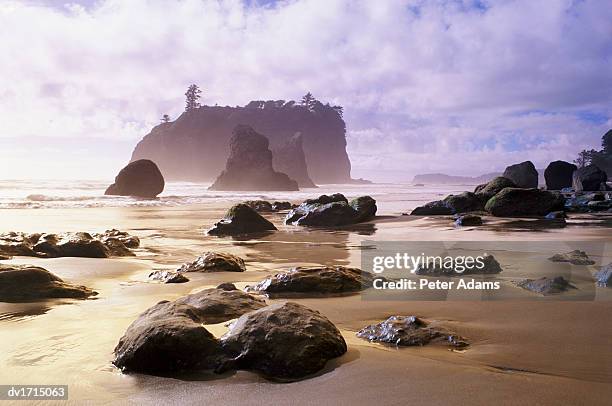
[[502, 161, 538, 189], [272, 133, 316, 188], [544, 160, 577, 190], [209, 125, 299, 191], [105, 159, 165, 198]]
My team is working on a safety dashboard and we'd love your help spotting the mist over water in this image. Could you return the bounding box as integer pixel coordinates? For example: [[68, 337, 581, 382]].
[[0, 180, 470, 214]]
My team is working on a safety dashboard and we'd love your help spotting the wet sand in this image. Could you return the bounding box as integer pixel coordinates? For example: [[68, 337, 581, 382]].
[[0, 201, 611, 405]]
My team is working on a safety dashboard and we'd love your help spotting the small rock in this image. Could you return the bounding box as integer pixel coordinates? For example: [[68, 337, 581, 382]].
[[244, 200, 274, 212], [516, 276, 575, 295], [548, 250, 595, 265], [217, 282, 238, 291], [357, 316, 468, 348], [218, 302, 347, 379], [247, 266, 379, 296], [411, 200, 453, 215], [271, 201, 294, 211], [594, 264, 612, 287], [349, 196, 377, 222], [0, 264, 97, 302], [285, 194, 376, 226], [454, 214, 482, 226], [178, 252, 246, 273], [207, 203, 277, 236], [586, 200, 612, 211], [415, 253, 502, 276], [545, 211, 567, 219], [149, 270, 189, 284]]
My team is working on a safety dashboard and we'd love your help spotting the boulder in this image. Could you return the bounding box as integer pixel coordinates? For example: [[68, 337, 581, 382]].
[[411, 200, 453, 215], [356, 316, 468, 348], [247, 266, 379, 296], [474, 176, 516, 198], [207, 204, 277, 236], [217, 282, 238, 291], [218, 302, 347, 379], [545, 211, 567, 219], [484, 188, 565, 217], [548, 250, 595, 265], [105, 159, 165, 198], [454, 214, 483, 226], [209, 125, 298, 191], [572, 165, 608, 192], [502, 161, 539, 189], [516, 276, 575, 295], [0, 264, 97, 302], [272, 133, 317, 188], [271, 201, 294, 211], [94, 229, 140, 248], [415, 253, 502, 276], [544, 161, 577, 190], [243, 200, 274, 212], [149, 270, 189, 283], [285, 194, 376, 226], [595, 264, 612, 287], [113, 287, 267, 374], [178, 252, 246, 273]]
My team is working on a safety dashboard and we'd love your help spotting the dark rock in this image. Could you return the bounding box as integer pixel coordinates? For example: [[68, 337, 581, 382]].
[[594, 264, 612, 287], [112, 301, 223, 374], [112, 287, 267, 374], [484, 188, 565, 217], [173, 288, 267, 324], [207, 204, 277, 236], [548, 250, 595, 265], [587, 200, 612, 211], [411, 200, 453, 215], [516, 276, 575, 295], [454, 214, 483, 226], [572, 165, 608, 192], [271, 201, 294, 211], [244, 200, 274, 212], [474, 176, 516, 198], [105, 159, 165, 198], [356, 316, 468, 348], [218, 302, 347, 379], [217, 283, 238, 291], [545, 161, 577, 190], [503, 161, 538, 189], [272, 133, 316, 188], [247, 266, 379, 296], [443, 192, 485, 213], [285, 194, 376, 226], [178, 252, 246, 273], [0, 264, 97, 302], [545, 211, 567, 219], [149, 270, 189, 284], [209, 125, 298, 191], [415, 253, 502, 276], [349, 196, 377, 222]]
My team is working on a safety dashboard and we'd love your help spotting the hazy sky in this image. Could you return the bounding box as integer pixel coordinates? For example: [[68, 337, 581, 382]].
[[0, 0, 610, 181]]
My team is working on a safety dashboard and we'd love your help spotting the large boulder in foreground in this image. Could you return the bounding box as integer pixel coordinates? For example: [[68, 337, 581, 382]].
[[503, 161, 539, 189], [516, 276, 575, 295], [545, 161, 577, 190], [218, 302, 347, 379], [572, 165, 608, 192], [209, 125, 298, 191], [207, 203, 277, 236], [484, 188, 565, 217], [113, 287, 266, 373], [272, 133, 316, 188], [105, 159, 165, 198], [0, 264, 97, 302], [247, 266, 378, 296], [285, 194, 377, 226], [357, 316, 468, 348]]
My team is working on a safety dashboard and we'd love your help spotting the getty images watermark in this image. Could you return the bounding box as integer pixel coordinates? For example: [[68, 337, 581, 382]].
[[360, 241, 605, 301]]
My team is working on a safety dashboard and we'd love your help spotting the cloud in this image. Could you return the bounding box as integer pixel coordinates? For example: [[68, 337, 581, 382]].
[[0, 0, 610, 180]]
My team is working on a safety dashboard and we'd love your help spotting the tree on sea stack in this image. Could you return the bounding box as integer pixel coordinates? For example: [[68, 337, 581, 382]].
[[574, 149, 596, 168], [300, 92, 316, 111], [160, 114, 170, 123], [184, 84, 202, 112]]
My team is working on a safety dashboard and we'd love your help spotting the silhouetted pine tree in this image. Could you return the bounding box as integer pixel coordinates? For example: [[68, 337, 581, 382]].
[[185, 84, 202, 112]]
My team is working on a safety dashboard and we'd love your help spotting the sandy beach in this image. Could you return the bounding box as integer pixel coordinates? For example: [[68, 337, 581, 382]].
[[1, 189, 611, 405]]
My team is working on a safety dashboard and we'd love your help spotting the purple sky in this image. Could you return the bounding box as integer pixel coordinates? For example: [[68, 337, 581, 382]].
[[0, 0, 610, 181]]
